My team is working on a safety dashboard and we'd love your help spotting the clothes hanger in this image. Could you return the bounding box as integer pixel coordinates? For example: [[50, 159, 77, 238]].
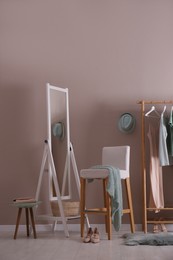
[[145, 106, 160, 118], [161, 105, 166, 115]]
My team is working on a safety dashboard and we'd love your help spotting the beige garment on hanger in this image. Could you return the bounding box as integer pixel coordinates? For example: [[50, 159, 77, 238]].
[[147, 118, 164, 209]]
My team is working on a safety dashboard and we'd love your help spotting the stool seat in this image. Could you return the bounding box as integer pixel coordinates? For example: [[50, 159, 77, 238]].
[[80, 168, 129, 180], [13, 201, 41, 208], [80, 169, 109, 179], [13, 201, 41, 239]]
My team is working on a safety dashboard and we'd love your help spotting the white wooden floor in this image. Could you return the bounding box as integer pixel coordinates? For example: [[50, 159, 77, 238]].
[[1, 226, 173, 260]]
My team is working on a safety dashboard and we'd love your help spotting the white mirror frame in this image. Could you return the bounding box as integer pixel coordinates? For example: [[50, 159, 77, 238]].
[[47, 83, 71, 201]]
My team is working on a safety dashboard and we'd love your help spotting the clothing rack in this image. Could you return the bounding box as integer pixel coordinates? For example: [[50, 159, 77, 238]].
[[138, 100, 173, 233]]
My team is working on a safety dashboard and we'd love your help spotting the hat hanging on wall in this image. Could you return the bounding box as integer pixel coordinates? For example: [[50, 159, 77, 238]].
[[52, 122, 65, 140], [118, 113, 136, 134]]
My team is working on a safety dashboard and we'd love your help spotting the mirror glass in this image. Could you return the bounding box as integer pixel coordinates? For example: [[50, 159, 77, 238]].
[[47, 85, 70, 199]]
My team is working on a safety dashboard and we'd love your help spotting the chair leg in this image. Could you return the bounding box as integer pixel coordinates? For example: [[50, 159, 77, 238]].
[[80, 178, 86, 238], [125, 178, 135, 233]]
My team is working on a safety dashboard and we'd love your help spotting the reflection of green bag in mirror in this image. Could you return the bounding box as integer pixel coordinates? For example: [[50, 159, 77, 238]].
[[52, 122, 65, 140]]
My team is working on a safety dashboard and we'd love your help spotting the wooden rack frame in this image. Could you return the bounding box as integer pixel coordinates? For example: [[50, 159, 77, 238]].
[[138, 100, 173, 233]]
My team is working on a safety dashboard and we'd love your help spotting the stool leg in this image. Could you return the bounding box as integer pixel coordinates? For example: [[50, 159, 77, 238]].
[[103, 179, 108, 233], [25, 208, 29, 237], [103, 179, 112, 240], [106, 191, 112, 240], [125, 178, 135, 233], [80, 177, 86, 238], [14, 208, 22, 239], [29, 208, 37, 239]]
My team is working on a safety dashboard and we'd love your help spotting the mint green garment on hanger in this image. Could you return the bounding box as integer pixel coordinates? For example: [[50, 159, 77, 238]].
[[159, 111, 169, 166], [167, 108, 173, 159]]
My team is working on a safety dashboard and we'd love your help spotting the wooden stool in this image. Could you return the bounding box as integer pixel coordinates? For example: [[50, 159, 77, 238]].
[[80, 146, 135, 240], [13, 201, 40, 239], [80, 169, 112, 239]]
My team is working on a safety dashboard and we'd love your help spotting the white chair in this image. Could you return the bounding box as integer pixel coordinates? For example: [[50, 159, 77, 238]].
[[80, 146, 135, 240]]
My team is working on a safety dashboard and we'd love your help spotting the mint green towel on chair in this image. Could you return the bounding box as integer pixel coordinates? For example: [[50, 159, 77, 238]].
[[92, 165, 123, 231]]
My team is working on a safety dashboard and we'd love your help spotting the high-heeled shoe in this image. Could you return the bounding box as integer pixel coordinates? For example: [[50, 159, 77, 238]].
[[83, 227, 93, 243], [153, 224, 160, 233], [159, 218, 167, 232], [160, 223, 167, 232], [91, 227, 100, 243]]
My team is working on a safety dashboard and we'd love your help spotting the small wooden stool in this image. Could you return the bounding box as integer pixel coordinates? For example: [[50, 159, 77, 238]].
[[13, 201, 40, 239]]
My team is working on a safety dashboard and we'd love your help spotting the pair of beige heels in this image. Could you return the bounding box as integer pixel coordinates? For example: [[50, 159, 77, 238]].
[[153, 223, 167, 233], [83, 227, 100, 243]]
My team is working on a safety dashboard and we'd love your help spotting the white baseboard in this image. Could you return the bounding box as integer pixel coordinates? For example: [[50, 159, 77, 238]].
[[0, 224, 141, 232], [1, 224, 173, 233], [0, 224, 52, 232]]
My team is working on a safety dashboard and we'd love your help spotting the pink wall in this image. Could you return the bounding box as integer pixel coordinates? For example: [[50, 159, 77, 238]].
[[1, 1, 173, 225]]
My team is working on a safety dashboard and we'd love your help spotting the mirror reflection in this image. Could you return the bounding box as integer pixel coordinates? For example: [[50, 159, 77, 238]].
[[48, 86, 70, 198]]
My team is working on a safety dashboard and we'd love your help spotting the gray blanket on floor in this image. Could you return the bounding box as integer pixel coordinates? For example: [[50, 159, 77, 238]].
[[123, 232, 173, 246]]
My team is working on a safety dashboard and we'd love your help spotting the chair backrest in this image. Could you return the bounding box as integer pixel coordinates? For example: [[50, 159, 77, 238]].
[[102, 146, 130, 173]]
